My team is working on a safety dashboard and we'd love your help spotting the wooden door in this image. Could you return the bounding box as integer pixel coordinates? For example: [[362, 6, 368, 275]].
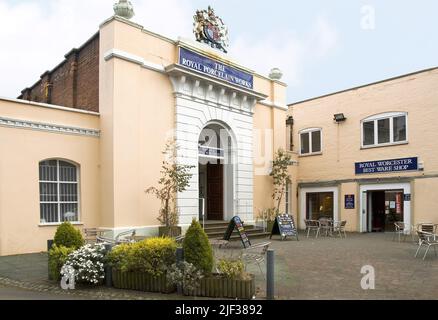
[[207, 163, 224, 221]]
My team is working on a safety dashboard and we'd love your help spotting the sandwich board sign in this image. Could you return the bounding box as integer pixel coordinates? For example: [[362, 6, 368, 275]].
[[223, 216, 252, 248], [270, 214, 299, 241]]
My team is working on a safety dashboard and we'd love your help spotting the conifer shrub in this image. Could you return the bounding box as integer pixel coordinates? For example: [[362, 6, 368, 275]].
[[53, 222, 84, 249], [182, 220, 213, 275]]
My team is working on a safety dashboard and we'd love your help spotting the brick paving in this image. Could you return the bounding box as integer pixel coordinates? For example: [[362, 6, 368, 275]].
[[248, 232, 438, 300], [0, 232, 437, 300]]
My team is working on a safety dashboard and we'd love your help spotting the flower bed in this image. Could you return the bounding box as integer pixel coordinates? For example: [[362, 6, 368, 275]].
[[184, 274, 255, 299], [112, 269, 175, 294]]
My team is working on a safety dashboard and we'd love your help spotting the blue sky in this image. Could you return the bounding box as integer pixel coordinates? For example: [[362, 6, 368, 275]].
[[1, 0, 437, 103]]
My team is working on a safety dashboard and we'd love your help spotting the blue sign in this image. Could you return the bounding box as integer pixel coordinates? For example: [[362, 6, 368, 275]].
[[179, 47, 254, 90], [345, 195, 355, 209], [355, 157, 418, 175]]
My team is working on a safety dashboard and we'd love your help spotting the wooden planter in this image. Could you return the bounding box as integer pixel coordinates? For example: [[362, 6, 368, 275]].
[[112, 269, 175, 294], [184, 275, 255, 300], [267, 221, 275, 233]]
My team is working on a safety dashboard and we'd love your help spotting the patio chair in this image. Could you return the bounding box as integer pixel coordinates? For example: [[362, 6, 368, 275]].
[[96, 229, 136, 245], [333, 221, 347, 238], [393, 222, 407, 242], [418, 224, 436, 234], [83, 228, 100, 244], [319, 218, 333, 237], [304, 220, 320, 238], [415, 231, 438, 260], [241, 242, 271, 280]]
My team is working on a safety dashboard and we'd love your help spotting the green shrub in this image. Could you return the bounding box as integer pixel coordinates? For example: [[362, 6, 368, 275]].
[[53, 222, 84, 249], [106, 237, 177, 277], [217, 259, 246, 279], [183, 219, 213, 275], [48, 244, 75, 281], [106, 243, 133, 272]]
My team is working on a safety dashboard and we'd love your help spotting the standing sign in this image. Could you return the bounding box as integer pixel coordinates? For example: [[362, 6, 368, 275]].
[[223, 216, 251, 248], [345, 195, 355, 209], [270, 214, 299, 241]]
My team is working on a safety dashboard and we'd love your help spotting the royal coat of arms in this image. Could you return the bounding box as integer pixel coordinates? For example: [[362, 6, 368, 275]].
[[193, 6, 229, 53]]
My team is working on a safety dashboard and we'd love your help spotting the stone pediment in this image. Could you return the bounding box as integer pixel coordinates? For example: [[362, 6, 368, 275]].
[[166, 64, 267, 115]]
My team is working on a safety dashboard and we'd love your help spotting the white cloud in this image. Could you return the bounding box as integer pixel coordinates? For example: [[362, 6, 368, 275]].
[[0, 1, 338, 98], [230, 16, 339, 86]]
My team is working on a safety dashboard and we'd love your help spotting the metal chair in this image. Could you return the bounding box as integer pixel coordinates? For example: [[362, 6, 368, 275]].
[[304, 220, 320, 238], [418, 224, 436, 234], [83, 228, 100, 244], [97, 229, 136, 245], [319, 218, 333, 237], [393, 222, 407, 242], [333, 221, 347, 238], [241, 242, 271, 280], [415, 231, 438, 260]]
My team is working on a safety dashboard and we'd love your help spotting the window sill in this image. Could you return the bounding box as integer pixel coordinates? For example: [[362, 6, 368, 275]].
[[361, 141, 408, 150], [39, 222, 84, 227], [299, 152, 323, 158]]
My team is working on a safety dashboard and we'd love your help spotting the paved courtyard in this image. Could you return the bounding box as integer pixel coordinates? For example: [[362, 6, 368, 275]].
[[0, 232, 437, 300], [250, 232, 438, 300]]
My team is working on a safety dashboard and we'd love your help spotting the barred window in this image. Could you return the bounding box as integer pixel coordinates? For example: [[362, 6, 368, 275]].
[[39, 160, 79, 224]]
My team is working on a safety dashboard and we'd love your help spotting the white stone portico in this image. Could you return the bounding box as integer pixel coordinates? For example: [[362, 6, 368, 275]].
[[167, 41, 268, 225]]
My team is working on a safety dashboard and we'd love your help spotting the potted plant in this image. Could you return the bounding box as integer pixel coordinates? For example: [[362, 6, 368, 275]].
[[270, 148, 292, 215], [108, 237, 177, 294], [256, 208, 278, 233], [146, 141, 194, 237], [179, 220, 255, 299]]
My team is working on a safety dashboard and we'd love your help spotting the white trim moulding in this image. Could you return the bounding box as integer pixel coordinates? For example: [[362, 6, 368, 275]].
[[0, 116, 100, 138]]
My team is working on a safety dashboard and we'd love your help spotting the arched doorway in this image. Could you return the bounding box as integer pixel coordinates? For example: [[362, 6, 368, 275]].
[[198, 122, 235, 221]]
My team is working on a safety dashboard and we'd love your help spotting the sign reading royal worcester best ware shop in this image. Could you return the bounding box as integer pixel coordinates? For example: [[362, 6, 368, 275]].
[[179, 47, 254, 90], [355, 157, 418, 175]]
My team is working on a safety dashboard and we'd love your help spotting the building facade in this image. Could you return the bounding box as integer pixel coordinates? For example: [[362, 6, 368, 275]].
[[1, 9, 437, 257], [0, 15, 288, 256], [288, 67, 438, 233]]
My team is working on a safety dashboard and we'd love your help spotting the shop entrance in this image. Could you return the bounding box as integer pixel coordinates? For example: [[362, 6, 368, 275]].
[[360, 183, 410, 233], [368, 190, 404, 232]]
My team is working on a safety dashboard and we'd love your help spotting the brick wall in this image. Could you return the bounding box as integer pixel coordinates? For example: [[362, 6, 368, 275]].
[[19, 33, 99, 112]]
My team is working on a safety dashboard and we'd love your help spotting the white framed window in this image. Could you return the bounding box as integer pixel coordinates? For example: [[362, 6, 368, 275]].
[[39, 159, 80, 224], [361, 112, 408, 148], [299, 128, 322, 156]]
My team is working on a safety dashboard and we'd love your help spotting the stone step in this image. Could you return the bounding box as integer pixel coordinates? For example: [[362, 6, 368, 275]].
[[203, 225, 257, 233], [209, 232, 271, 241]]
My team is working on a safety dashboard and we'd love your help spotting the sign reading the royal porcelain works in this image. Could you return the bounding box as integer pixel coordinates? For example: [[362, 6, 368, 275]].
[[179, 47, 254, 90], [355, 157, 418, 175]]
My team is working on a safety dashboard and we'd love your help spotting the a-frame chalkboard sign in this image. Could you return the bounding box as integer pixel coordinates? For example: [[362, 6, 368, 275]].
[[270, 214, 299, 241], [223, 216, 252, 248]]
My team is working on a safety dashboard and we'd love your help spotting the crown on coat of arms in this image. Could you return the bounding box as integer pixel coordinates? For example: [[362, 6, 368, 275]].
[[193, 6, 229, 53]]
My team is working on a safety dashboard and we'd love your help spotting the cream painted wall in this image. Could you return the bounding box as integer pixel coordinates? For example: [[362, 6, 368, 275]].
[[290, 68, 438, 229], [0, 100, 100, 256], [413, 178, 438, 225], [100, 19, 175, 230], [101, 17, 288, 230]]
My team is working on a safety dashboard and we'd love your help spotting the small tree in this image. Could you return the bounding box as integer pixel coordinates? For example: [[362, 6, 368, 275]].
[[146, 141, 194, 229], [270, 148, 292, 213]]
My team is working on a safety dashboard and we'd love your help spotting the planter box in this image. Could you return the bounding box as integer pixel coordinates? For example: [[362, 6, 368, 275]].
[[112, 269, 175, 294], [159, 226, 182, 238], [267, 221, 275, 233], [184, 274, 255, 300]]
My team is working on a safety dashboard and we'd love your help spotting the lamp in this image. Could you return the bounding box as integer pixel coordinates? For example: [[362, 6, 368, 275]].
[[334, 113, 347, 123], [286, 116, 294, 126]]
